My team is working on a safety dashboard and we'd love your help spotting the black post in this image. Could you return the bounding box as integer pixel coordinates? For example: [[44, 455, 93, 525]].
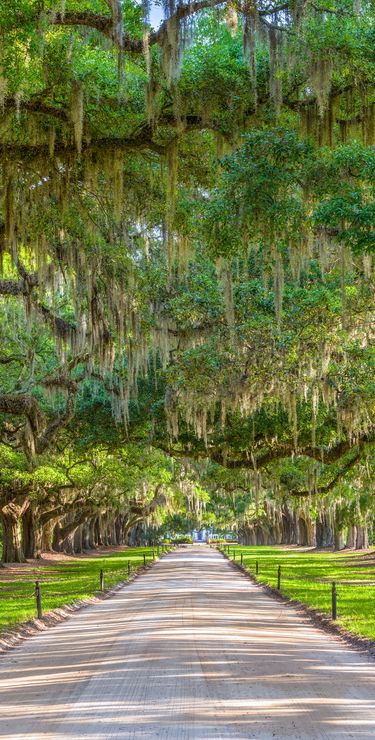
[[240, 552, 243, 565], [100, 569, 104, 591], [35, 580, 42, 619], [153, 550, 155, 561], [332, 582, 337, 620], [233, 549, 236, 560], [143, 553, 146, 567], [127, 560, 131, 578], [255, 560, 259, 576], [277, 565, 281, 590]]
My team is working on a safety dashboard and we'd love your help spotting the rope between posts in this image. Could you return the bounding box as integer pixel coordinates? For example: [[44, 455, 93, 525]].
[[220, 550, 375, 587], [0, 549, 172, 616], [0, 556, 147, 602], [240, 569, 375, 587], [254, 573, 375, 587], [0, 588, 37, 598], [218, 546, 375, 619]]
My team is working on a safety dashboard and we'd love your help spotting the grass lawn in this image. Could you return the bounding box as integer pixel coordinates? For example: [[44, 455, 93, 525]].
[[0, 546, 166, 632], [222, 545, 375, 641]]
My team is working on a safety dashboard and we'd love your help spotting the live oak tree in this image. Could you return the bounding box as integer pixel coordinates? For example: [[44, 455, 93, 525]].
[[0, 0, 374, 560]]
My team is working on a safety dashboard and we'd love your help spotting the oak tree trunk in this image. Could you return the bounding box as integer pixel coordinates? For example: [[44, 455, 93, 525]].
[[346, 524, 357, 549], [316, 513, 334, 548], [334, 529, 345, 551], [356, 526, 369, 550], [1, 508, 26, 563]]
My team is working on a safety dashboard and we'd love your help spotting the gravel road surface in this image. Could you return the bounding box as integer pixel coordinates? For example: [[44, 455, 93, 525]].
[[1, 545, 375, 739]]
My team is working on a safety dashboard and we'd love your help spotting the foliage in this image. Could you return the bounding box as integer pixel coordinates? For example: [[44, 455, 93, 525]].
[[0, 0, 374, 565]]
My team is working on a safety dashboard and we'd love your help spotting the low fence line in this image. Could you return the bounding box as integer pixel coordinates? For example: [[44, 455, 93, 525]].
[[217, 544, 375, 621], [0, 546, 173, 620]]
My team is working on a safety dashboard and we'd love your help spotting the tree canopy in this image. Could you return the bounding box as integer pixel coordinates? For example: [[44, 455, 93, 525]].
[[0, 0, 374, 561]]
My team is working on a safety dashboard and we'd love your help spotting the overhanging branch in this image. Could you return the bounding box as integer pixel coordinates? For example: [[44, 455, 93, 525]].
[[48, 1, 293, 50], [159, 432, 373, 471], [289, 450, 362, 497]]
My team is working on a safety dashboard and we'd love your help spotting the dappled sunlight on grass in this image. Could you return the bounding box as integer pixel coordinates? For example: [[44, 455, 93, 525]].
[[0, 547, 163, 631], [226, 545, 375, 640]]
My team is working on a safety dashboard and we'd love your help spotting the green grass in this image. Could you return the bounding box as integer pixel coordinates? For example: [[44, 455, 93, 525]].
[[223, 545, 375, 641], [0, 546, 166, 632]]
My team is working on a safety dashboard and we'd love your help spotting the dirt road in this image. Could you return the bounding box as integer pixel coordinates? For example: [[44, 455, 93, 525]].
[[1, 546, 375, 739]]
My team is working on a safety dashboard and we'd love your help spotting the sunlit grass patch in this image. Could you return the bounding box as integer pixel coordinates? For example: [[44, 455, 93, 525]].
[[224, 545, 375, 642], [0, 547, 161, 632]]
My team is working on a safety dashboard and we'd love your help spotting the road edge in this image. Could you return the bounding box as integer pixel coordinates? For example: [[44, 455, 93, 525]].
[[0, 554, 168, 656], [217, 548, 375, 662]]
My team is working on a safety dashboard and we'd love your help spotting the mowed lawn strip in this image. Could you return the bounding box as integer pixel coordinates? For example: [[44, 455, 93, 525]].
[[223, 545, 375, 641], [0, 546, 162, 632]]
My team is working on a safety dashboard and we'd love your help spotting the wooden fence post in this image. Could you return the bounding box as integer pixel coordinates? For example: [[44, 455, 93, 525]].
[[143, 553, 146, 567], [127, 560, 131, 577], [240, 552, 243, 565], [35, 580, 42, 619], [277, 565, 281, 590], [332, 582, 337, 620], [100, 569, 104, 591], [255, 560, 259, 575]]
